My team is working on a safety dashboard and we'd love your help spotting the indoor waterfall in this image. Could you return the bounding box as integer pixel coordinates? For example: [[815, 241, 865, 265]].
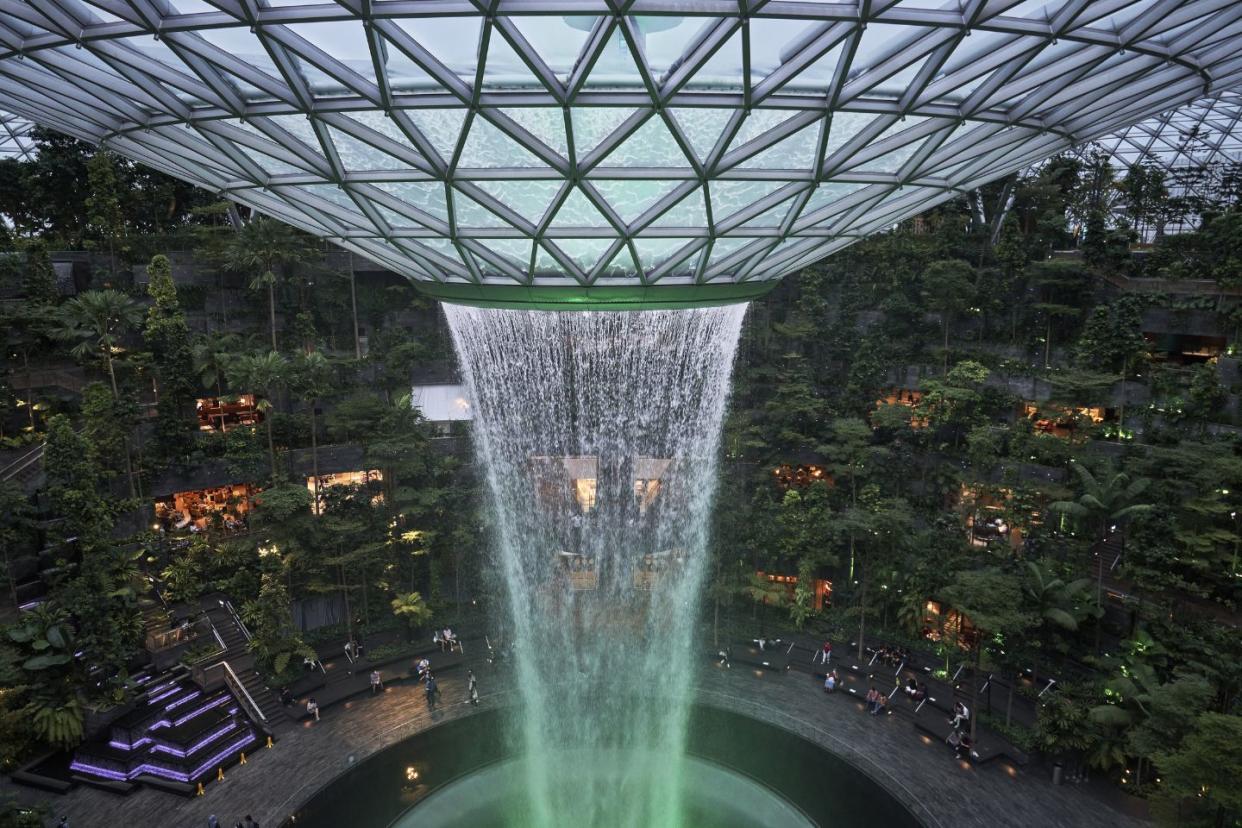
[[444, 304, 747, 827]]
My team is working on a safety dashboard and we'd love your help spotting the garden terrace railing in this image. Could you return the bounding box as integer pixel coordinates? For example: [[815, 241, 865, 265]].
[[194, 660, 267, 726]]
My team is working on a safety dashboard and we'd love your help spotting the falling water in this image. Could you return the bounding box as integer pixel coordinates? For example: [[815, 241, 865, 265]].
[[444, 304, 747, 827]]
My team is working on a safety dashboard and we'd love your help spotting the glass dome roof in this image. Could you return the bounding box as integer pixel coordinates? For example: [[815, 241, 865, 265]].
[[0, 113, 36, 160], [2, 1, 1242, 307]]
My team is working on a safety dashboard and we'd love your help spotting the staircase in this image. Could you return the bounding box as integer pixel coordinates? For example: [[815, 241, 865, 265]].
[[0, 441, 45, 490], [70, 679, 260, 795], [204, 598, 290, 727]]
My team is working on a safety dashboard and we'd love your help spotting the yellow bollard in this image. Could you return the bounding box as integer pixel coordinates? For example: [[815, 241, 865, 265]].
[[196, 782, 205, 797], [239, 752, 247, 765], [266, 735, 274, 749], [217, 767, 225, 782]]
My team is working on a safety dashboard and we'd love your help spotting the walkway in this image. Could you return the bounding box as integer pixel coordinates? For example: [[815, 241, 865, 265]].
[[6, 653, 1149, 827]]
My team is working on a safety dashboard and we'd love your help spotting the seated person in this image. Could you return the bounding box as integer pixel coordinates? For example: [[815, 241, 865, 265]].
[[950, 701, 970, 731], [823, 672, 836, 693], [904, 678, 919, 696], [952, 733, 973, 760], [871, 693, 888, 716], [912, 682, 927, 702]]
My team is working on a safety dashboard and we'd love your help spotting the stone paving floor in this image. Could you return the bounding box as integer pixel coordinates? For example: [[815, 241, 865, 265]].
[[6, 655, 1150, 828]]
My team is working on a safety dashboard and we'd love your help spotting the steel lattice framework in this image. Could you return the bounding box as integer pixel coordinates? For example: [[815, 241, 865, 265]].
[[0, 111, 35, 159], [2, 1, 1242, 307]]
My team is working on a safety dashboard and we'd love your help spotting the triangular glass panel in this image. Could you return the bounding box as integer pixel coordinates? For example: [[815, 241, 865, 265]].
[[599, 245, 637, 278], [847, 24, 909, 80], [588, 179, 681, 224], [683, 30, 742, 88], [478, 238, 533, 274], [571, 108, 636, 158], [392, 17, 482, 76], [381, 34, 438, 90], [305, 184, 356, 210], [285, 21, 376, 87], [651, 187, 708, 228], [267, 114, 323, 154], [453, 190, 514, 228], [670, 108, 735, 164], [598, 116, 691, 168], [343, 111, 416, 149], [474, 180, 562, 224], [551, 238, 615, 274], [484, 27, 547, 90], [582, 26, 645, 87], [727, 109, 801, 156], [248, 148, 305, 177], [376, 204, 426, 230], [328, 126, 409, 171], [533, 242, 568, 277], [458, 115, 546, 168], [469, 243, 527, 280], [739, 121, 821, 170], [374, 181, 449, 222], [512, 17, 597, 76], [709, 180, 787, 222], [801, 181, 866, 218], [822, 111, 875, 163], [853, 137, 928, 173], [195, 25, 279, 76], [550, 186, 610, 227], [781, 42, 844, 95], [632, 237, 694, 273], [504, 108, 568, 158], [706, 237, 757, 271], [406, 109, 468, 163], [748, 19, 819, 80], [411, 237, 467, 269], [637, 17, 711, 75], [737, 196, 797, 229]]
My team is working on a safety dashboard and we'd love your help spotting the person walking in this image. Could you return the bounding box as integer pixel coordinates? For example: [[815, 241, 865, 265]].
[[370, 669, 384, 695], [307, 697, 320, 722], [425, 675, 439, 710], [467, 669, 479, 705], [208, 817, 219, 828]]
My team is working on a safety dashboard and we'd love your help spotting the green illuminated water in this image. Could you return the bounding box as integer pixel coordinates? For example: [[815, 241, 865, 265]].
[[444, 306, 746, 827]]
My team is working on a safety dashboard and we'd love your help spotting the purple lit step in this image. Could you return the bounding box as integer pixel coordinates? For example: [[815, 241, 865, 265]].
[[71, 730, 258, 784], [152, 722, 239, 758]]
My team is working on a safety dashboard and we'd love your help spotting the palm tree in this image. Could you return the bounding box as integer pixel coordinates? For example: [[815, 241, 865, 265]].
[[53, 290, 142, 497], [230, 350, 288, 478], [222, 218, 316, 350], [292, 351, 333, 508], [1049, 461, 1153, 651], [192, 333, 241, 431], [53, 289, 142, 397], [1022, 561, 1092, 689], [391, 592, 434, 642]]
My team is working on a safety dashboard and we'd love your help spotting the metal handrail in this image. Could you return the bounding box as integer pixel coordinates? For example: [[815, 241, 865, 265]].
[[0, 442, 44, 482], [222, 599, 254, 646], [220, 660, 267, 725]]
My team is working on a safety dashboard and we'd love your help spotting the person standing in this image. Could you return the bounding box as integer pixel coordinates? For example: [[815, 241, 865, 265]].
[[245, 816, 260, 828], [467, 669, 479, 705], [207, 817, 219, 828], [370, 669, 383, 695], [815, 640, 832, 666], [425, 675, 439, 710], [307, 697, 320, 722]]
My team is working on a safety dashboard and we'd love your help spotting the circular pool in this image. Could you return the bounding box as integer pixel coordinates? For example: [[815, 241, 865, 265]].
[[283, 705, 922, 827]]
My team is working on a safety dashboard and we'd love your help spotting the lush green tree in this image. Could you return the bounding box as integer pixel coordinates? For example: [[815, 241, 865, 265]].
[[940, 567, 1035, 741], [1154, 712, 1242, 828], [241, 574, 314, 678], [222, 218, 317, 350], [922, 259, 975, 372], [84, 151, 128, 278], [53, 289, 142, 396], [391, 591, 434, 642], [21, 241, 59, 306], [230, 350, 289, 478], [1021, 560, 1092, 688], [143, 254, 197, 463]]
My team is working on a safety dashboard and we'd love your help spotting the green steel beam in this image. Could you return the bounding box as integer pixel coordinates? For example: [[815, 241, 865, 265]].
[[414, 280, 776, 310]]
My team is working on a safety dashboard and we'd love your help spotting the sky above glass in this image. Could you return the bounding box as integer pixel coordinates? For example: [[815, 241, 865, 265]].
[[1, 1, 1241, 291]]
